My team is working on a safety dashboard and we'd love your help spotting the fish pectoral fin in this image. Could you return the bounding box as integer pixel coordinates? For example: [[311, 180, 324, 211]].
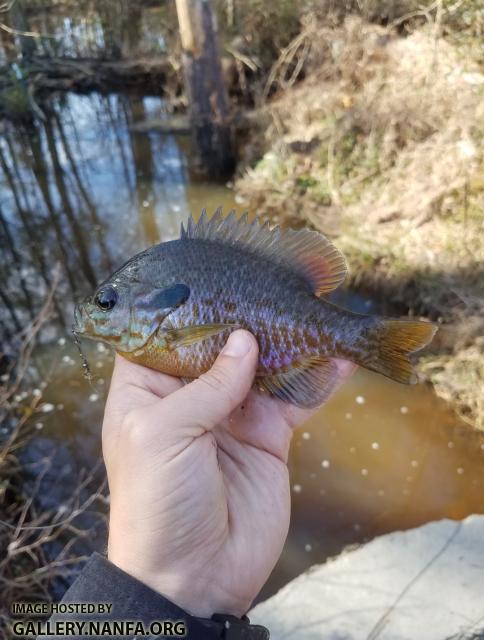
[[257, 356, 341, 409], [165, 323, 239, 349]]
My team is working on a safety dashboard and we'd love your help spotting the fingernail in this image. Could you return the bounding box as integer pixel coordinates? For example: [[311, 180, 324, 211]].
[[221, 331, 252, 358]]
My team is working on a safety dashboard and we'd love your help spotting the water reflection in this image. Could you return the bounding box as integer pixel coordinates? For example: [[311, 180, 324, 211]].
[[0, 2, 172, 64], [0, 92, 235, 343], [1, 89, 484, 602]]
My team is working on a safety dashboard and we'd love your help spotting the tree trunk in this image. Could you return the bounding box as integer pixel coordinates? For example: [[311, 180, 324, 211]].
[[175, 0, 236, 180], [9, 0, 37, 60]]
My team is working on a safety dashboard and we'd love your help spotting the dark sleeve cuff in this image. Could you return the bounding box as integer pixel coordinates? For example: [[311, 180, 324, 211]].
[[44, 552, 220, 639]]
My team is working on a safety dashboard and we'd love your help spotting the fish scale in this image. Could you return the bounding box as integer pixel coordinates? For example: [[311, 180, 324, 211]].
[[74, 210, 437, 408]]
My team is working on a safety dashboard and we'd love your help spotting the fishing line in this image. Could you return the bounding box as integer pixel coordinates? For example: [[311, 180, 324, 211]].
[[72, 327, 95, 386]]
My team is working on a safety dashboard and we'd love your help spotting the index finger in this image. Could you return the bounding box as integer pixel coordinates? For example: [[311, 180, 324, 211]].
[[103, 354, 183, 430]]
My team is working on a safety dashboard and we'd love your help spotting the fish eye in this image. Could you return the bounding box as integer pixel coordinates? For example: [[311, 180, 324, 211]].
[[94, 286, 118, 311]]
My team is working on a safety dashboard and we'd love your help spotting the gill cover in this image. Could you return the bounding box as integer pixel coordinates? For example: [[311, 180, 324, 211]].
[[124, 283, 190, 353]]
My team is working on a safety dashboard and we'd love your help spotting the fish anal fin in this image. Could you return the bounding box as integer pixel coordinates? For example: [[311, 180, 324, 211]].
[[181, 209, 348, 296], [257, 357, 341, 409], [164, 323, 239, 349]]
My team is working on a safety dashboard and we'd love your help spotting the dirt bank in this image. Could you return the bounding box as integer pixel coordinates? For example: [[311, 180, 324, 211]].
[[235, 16, 483, 429]]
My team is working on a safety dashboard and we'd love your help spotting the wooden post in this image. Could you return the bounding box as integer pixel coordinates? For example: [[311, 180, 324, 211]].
[[175, 0, 236, 180]]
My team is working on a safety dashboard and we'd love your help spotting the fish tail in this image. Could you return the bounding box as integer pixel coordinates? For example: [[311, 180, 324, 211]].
[[359, 319, 437, 384]]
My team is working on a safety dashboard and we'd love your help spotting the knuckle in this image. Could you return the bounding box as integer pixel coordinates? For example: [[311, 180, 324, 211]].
[[120, 408, 149, 448]]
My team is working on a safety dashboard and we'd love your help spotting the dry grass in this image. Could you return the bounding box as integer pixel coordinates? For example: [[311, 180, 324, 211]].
[[236, 13, 484, 428]]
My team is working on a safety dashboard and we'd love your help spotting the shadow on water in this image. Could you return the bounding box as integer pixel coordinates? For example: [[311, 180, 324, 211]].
[[1, 91, 484, 601]]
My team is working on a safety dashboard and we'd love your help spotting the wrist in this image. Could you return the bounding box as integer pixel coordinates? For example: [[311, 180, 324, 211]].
[[107, 546, 252, 618]]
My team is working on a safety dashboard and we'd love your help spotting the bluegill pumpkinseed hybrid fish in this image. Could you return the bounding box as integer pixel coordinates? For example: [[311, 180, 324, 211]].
[[73, 209, 437, 408]]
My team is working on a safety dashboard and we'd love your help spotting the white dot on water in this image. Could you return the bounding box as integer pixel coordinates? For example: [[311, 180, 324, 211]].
[[62, 355, 70, 363], [400, 406, 408, 414], [305, 544, 312, 552], [345, 412, 352, 420], [97, 343, 107, 353], [96, 362, 103, 369], [457, 467, 464, 475], [32, 388, 42, 398], [361, 468, 369, 476], [411, 460, 419, 468], [58, 337, 66, 346], [292, 484, 302, 494], [89, 393, 99, 403], [41, 403, 55, 413], [35, 422, 43, 430], [350, 447, 356, 454], [302, 432, 311, 440], [356, 395, 365, 405], [142, 200, 150, 208], [448, 441, 455, 449], [321, 460, 330, 469], [371, 442, 380, 450]]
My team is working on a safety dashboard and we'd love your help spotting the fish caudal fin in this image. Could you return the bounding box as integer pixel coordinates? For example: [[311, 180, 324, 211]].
[[362, 320, 437, 384]]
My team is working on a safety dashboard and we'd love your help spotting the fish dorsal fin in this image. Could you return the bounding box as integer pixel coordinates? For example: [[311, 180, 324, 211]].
[[180, 208, 347, 296]]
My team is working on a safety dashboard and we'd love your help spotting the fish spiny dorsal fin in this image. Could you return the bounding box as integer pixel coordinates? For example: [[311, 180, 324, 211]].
[[181, 209, 348, 296]]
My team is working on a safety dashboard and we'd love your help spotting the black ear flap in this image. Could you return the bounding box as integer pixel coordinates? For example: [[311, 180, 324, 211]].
[[134, 283, 190, 315], [150, 283, 190, 310], [123, 284, 191, 353]]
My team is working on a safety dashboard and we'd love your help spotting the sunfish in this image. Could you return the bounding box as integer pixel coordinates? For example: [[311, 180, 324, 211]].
[[73, 209, 436, 408]]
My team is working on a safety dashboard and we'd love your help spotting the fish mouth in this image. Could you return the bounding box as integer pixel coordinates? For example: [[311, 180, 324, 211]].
[[73, 303, 89, 335]]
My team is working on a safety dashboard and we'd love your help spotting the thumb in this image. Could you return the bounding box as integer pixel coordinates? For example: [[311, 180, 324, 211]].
[[161, 330, 259, 436]]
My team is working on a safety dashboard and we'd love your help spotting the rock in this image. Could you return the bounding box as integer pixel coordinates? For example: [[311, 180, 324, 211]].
[[251, 516, 484, 639]]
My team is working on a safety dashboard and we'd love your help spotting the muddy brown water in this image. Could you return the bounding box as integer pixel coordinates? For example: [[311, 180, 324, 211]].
[[1, 93, 484, 602]]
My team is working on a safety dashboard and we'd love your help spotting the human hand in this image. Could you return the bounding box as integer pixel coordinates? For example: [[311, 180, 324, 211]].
[[102, 330, 355, 618]]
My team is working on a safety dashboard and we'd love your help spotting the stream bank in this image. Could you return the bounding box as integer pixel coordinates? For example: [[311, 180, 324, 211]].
[[234, 15, 483, 430]]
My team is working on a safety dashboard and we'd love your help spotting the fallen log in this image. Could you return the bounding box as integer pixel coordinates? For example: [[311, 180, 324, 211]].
[[0, 54, 181, 94]]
